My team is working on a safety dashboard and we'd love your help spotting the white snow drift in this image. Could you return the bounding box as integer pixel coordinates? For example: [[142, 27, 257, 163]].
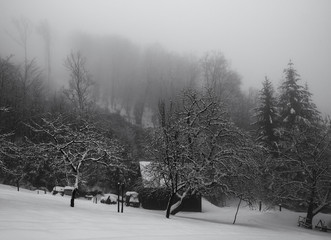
[[0, 184, 330, 240]]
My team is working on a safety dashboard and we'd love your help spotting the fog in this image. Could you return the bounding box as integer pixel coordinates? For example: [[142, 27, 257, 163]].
[[1, 0, 330, 115]]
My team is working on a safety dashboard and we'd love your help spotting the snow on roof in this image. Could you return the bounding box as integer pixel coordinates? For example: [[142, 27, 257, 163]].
[[126, 191, 138, 196], [53, 186, 64, 192]]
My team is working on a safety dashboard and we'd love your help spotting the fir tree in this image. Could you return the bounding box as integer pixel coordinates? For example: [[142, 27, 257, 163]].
[[254, 77, 279, 151], [278, 61, 319, 130], [278, 60, 304, 129], [300, 83, 320, 125], [269, 61, 328, 228]]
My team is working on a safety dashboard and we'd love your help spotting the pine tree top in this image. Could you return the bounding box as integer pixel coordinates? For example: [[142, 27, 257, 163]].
[[279, 61, 320, 129]]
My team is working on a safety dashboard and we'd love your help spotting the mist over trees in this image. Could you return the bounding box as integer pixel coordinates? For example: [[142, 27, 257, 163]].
[[69, 33, 201, 126], [66, 32, 259, 130], [1, 15, 330, 226]]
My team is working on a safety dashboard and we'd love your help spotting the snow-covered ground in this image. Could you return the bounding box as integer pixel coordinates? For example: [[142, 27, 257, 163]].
[[0, 184, 330, 240]]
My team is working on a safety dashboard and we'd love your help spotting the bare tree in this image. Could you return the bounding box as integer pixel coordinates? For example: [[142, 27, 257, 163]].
[[0, 55, 44, 141], [6, 16, 33, 83], [0, 132, 16, 178], [148, 88, 258, 218], [200, 52, 241, 103], [200, 52, 248, 129], [8, 17, 47, 115], [37, 19, 51, 89], [64, 51, 95, 114], [10, 16, 32, 62], [27, 114, 126, 207], [0, 56, 18, 109], [0, 125, 36, 192]]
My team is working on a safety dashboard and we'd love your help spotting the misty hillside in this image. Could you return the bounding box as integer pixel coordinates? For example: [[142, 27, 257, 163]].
[[0, 1, 330, 236]]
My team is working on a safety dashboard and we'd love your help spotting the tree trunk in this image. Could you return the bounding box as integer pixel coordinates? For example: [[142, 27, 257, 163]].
[[170, 199, 184, 216], [305, 183, 316, 229], [233, 197, 242, 224], [166, 192, 176, 219], [305, 201, 314, 229], [71, 170, 79, 207], [16, 179, 20, 192], [170, 190, 189, 216], [70, 188, 77, 207]]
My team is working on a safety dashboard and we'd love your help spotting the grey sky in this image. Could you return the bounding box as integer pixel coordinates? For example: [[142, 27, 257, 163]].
[[1, 0, 330, 115]]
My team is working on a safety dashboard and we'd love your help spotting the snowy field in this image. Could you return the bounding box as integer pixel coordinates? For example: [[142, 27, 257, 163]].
[[0, 184, 330, 240]]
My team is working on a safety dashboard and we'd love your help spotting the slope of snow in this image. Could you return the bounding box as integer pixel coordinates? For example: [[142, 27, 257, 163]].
[[0, 184, 330, 240]]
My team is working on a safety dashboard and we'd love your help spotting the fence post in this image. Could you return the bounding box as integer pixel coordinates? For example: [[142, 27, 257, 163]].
[[121, 183, 124, 213], [117, 183, 120, 213]]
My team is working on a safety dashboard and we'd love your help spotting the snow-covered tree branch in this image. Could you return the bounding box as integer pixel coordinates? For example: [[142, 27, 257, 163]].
[[147, 88, 259, 218], [26, 113, 126, 207]]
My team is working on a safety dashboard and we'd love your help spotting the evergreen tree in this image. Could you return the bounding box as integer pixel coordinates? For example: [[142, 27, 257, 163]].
[[268, 61, 328, 228], [300, 83, 320, 124], [277, 61, 320, 145], [278, 61, 319, 130], [270, 119, 331, 227], [254, 77, 278, 151], [278, 61, 304, 128]]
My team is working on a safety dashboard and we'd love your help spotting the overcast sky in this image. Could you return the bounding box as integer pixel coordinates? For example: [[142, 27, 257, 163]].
[[1, 0, 330, 115]]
